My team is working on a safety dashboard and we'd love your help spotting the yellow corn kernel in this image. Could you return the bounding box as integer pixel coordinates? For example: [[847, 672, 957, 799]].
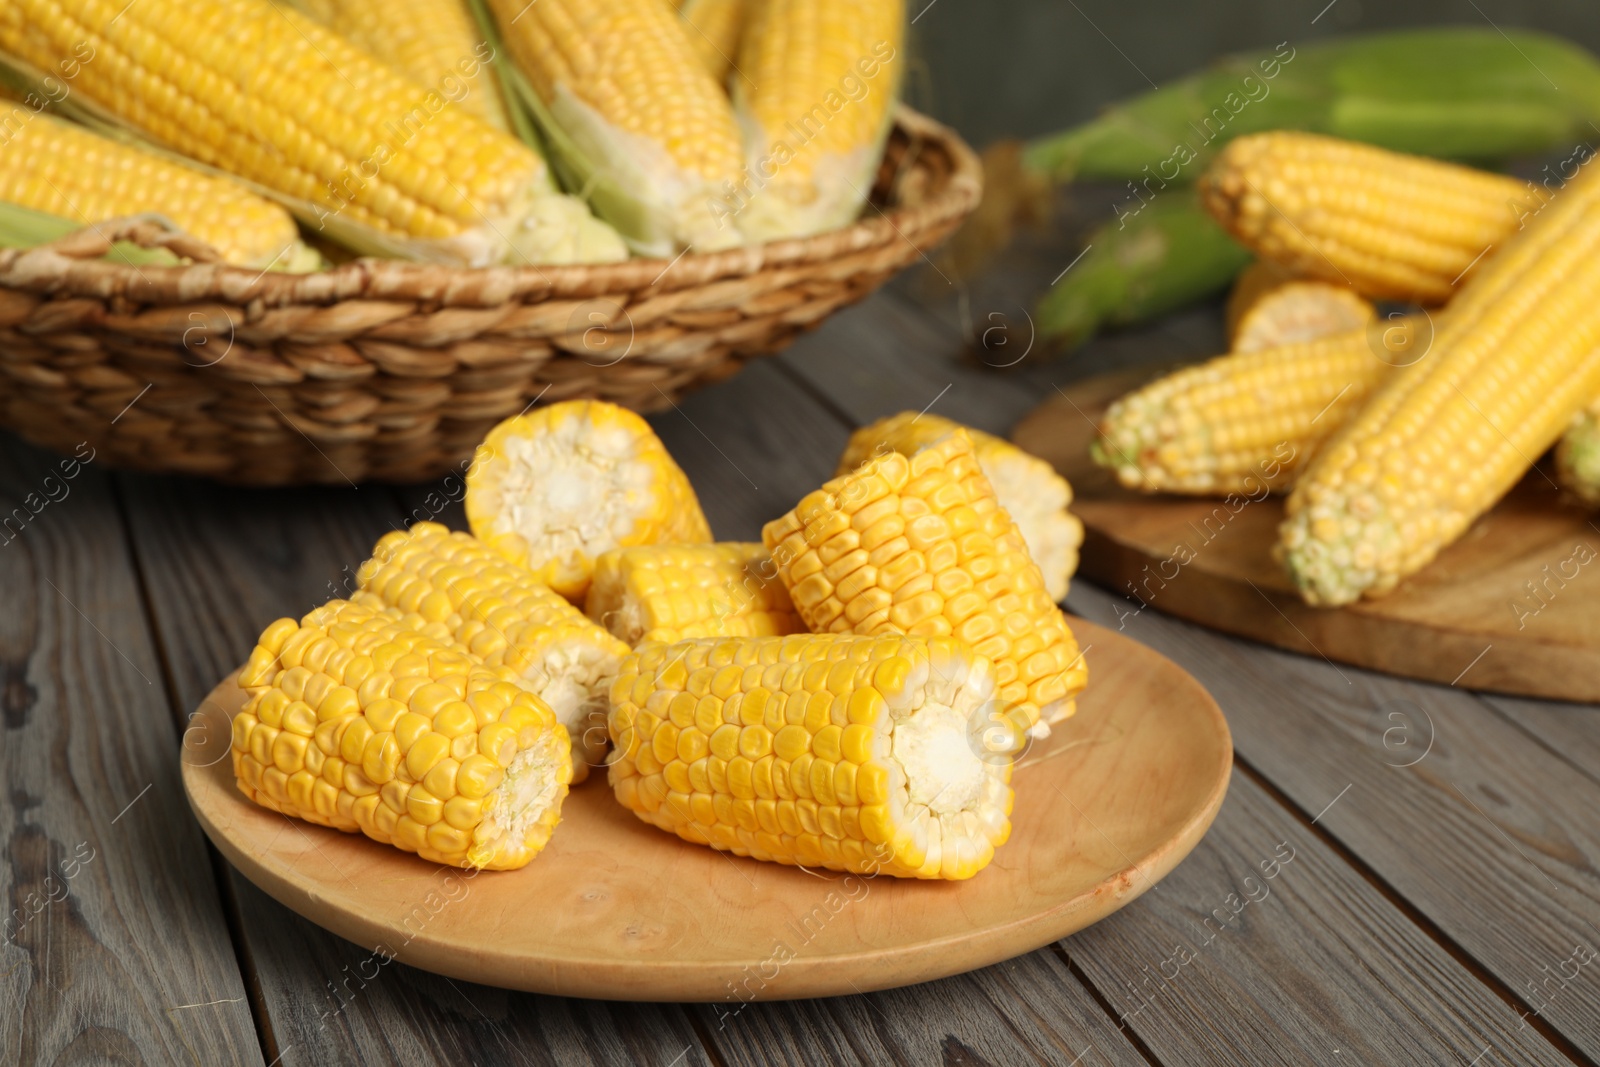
[[1225, 260, 1376, 354], [585, 542, 802, 646]]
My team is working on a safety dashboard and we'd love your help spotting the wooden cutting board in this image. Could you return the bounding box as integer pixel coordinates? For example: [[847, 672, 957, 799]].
[[181, 618, 1230, 1002], [1016, 369, 1600, 702]]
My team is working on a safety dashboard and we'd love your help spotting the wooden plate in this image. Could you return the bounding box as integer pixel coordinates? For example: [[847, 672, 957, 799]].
[[181, 618, 1230, 1002], [1017, 369, 1600, 702]]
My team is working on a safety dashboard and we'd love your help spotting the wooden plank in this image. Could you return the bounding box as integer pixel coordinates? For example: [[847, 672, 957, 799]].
[[1482, 694, 1600, 788], [0, 435, 262, 1066], [115, 473, 710, 1066], [1067, 579, 1600, 1060], [1066, 769, 1574, 1067]]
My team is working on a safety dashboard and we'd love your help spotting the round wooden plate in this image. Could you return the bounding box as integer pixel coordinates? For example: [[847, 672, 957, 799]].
[[1016, 369, 1600, 702], [181, 618, 1230, 1002]]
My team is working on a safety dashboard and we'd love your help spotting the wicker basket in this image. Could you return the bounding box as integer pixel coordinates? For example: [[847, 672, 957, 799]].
[[0, 108, 980, 486]]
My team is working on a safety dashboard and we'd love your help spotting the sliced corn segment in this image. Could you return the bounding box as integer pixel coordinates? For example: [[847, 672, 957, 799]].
[[295, 0, 511, 129], [1201, 132, 1547, 303], [763, 429, 1087, 733], [355, 522, 630, 780], [586, 542, 802, 646], [0, 113, 316, 270], [1557, 398, 1600, 507], [835, 412, 1082, 602], [678, 0, 745, 85], [1226, 261, 1375, 354], [732, 0, 905, 241], [233, 599, 572, 870], [466, 400, 712, 601], [607, 632, 1016, 879], [0, 0, 625, 265], [486, 0, 746, 253], [1281, 159, 1600, 605]]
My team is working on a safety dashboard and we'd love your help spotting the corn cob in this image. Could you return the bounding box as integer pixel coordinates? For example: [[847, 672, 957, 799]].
[[764, 429, 1086, 734], [0, 0, 626, 266], [1201, 132, 1548, 304], [294, 0, 511, 130], [1557, 399, 1600, 507], [466, 400, 712, 601], [608, 633, 1016, 879], [835, 413, 1082, 603], [233, 599, 572, 870], [1226, 261, 1374, 354], [1091, 319, 1436, 495], [0, 113, 317, 270], [355, 522, 630, 780], [731, 0, 905, 242], [678, 0, 744, 85], [485, 0, 746, 254], [586, 542, 802, 646], [1281, 158, 1600, 605]]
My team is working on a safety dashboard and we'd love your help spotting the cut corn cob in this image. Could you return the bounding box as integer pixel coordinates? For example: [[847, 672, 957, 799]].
[[835, 412, 1082, 603], [1200, 132, 1548, 303], [466, 400, 712, 601], [763, 429, 1087, 734], [1557, 398, 1600, 507], [294, 0, 511, 130], [732, 0, 905, 241], [233, 599, 572, 870], [608, 633, 1016, 879], [486, 0, 746, 254], [1226, 261, 1375, 354], [1280, 157, 1600, 605], [586, 542, 802, 646], [0, 0, 626, 265], [678, 0, 745, 85], [0, 113, 317, 270], [1092, 319, 1435, 495], [355, 522, 630, 780]]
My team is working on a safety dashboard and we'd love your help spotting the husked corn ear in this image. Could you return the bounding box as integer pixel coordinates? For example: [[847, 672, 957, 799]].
[[1281, 158, 1600, 605], [836, 412, 1082, 603], [0, 113, 316, 271], [1557, 397, 1600, 507], [1226, 261, 1375, 354], [608, 633, 1017, 879], [487, 0, 746, 253], [586, 542, 802, 646], [355, 521, 630, 780], [232, 600, 572, 870], [466, 400, 712, 601], [0, 0, 625, 266], [1201, 132, 1548, 303], [764, 429, 1086, 733], [732, 0, 905, 241], [678, 0, 745, 84], [295, 0, 511, 129], [1093, 319, 1435, 495]]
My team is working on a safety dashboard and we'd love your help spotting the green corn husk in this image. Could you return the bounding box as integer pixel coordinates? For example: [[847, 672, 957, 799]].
[[1556, 406, 1600, 507], [0, 201, 184, 267], [1026, 27, 1600, 183], [1036, 195, 1251, 351]]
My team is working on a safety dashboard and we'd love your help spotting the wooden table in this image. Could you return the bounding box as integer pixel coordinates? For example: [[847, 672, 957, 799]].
[[6, 227, 1600, 1066]]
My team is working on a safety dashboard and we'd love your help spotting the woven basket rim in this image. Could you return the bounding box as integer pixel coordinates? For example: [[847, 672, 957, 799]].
[[0, 106, 980, 309]]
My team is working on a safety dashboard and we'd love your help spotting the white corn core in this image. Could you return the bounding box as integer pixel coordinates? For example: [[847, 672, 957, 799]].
[[891, 703, 989, 816], [529, 640, 616, 773], [481, 731, 567, 856], [981, 453, 1078, 604]]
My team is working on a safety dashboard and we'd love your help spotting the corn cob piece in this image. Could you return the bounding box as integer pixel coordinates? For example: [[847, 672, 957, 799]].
[[1280, 158, 1600, 605], [586, 542, 802, 646], [1092, 319, 1439, 495], [0, 0, 626, 266], [466, 400, 712, 601], [294, 0, 511, 130], [731, 0, 905, 242], [355, 522, 631, 780], [1225, 261, 1375, 354], [608, 633, 1016, 879], [1557, 399, 1600, 507], [764, 429, 1087, 734], [1201, 132, 1548, 303], [486, 0, 746, 254], [678, 0, 745, 85], [0, 113, 317, 270], [233, 599, 572, 870], [835, 413, 1082, 603]]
